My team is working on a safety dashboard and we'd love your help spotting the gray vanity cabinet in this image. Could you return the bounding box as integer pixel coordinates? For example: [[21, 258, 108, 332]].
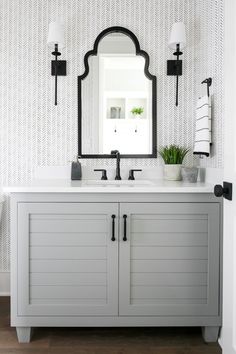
[[11, 196, 221, 343], [119, 202, 220, 317]]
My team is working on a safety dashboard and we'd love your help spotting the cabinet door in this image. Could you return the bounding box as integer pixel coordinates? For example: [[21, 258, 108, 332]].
[[17, 203, 118, 316], [119, 202, 220, 316]]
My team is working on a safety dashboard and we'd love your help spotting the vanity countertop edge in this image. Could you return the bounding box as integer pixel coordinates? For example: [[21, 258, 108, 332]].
[[3, 179, 215, 194]]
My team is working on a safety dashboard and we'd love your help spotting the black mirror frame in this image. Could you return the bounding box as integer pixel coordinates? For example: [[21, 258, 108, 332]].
[[78, 26, 157, 158]]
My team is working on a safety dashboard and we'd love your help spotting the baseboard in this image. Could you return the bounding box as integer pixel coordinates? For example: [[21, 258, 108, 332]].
[[0, 272, 10, 295]]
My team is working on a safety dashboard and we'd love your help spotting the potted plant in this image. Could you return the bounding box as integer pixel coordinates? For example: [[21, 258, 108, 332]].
[[159, 145, 190, 181], [130, 106, 144, 117]]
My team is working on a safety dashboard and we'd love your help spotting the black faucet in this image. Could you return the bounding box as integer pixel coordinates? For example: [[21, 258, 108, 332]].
[[111, 150, 121, 180]]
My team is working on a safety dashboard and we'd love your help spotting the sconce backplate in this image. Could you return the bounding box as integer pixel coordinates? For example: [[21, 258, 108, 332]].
[[167, 60, 182, 76], [51, 60, 67, 76]]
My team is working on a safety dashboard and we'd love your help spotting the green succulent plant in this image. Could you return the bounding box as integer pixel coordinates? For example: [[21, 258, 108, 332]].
[[131, 107, 144, 116], [159, 145, 190, 165]]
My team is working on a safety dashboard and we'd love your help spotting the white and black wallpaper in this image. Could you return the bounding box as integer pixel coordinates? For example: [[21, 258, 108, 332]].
[[0, 0, 224, 271]]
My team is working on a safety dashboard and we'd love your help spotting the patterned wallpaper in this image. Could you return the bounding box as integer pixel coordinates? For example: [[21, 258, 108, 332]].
[[0, 0, 224, 271], [195, 0, 224, 168]]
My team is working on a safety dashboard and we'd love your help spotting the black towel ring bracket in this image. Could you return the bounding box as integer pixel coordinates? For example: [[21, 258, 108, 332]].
[[201, 77, 212, 97]]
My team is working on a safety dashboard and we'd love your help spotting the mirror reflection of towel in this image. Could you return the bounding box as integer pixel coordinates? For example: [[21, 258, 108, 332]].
[[193, 95, 212, 157]]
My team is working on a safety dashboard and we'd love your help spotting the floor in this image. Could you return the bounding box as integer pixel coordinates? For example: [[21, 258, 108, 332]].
[[0, 297, 222, 354]]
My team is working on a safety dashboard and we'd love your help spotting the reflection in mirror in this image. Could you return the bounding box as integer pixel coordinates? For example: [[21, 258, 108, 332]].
[[80, 29, 156, 157]]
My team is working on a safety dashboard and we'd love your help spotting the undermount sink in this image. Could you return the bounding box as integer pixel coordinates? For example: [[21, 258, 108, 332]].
[[84, 180, 155, 187]]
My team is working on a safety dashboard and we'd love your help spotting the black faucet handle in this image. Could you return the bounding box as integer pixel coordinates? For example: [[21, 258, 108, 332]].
[[111, 150, 119, 156], [94, 169, 108, 180], [128, 169, 142, 180]]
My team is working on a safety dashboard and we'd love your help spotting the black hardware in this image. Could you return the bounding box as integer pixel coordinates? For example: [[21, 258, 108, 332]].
[[167, 43, 183, 106], [111, 215, 116, 241], [94, 169, 108, 180], [128, 169, 142, 180], [167, 60, 182, 76], [50, 44, 67, 106], [123, 214, 127, 241], [77, 26, 157, 159], [201, 78, 212, 97], [51, 60, 67, 76], [214, 182, 233, 201], [111, 150, 121, 180]]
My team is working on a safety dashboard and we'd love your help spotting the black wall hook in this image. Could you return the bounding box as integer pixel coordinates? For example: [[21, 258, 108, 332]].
[[201, 77, 212, 97]]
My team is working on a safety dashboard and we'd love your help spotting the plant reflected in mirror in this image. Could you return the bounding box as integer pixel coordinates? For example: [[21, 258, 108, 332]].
[[131, 107, 144, 117]]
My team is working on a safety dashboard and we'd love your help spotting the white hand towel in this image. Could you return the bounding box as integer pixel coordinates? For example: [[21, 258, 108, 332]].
[[193, 95, 212, 157]]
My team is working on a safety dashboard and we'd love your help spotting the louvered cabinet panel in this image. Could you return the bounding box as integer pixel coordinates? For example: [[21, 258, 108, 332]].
[[119, 203, 220, 316], [17, 203, 118, 316]]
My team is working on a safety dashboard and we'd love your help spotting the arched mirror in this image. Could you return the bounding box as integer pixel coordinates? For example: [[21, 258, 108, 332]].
[[78, 26, 157, 158]]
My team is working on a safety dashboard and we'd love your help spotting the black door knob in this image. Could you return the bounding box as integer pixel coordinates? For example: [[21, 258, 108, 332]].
[[214, 182, 233, 200], [214, 184, 224, 197]]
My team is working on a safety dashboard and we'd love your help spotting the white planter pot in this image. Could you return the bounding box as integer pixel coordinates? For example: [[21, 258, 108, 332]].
[[164, 164, 182, 181]]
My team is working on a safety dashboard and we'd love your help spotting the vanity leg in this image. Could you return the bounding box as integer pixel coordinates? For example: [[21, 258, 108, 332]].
[[16, 327, 32, 343], [201, 326, 220, 343]]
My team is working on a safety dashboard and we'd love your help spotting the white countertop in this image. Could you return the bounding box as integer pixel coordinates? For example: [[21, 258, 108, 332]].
[[3, 179, 214, 194]]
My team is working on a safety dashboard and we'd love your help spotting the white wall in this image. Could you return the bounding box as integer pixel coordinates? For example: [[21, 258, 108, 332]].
[[0, 0, 223, 273]]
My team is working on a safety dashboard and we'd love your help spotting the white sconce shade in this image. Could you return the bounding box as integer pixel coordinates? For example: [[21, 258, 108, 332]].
[[47, 21, 65, 50], [168, 22, 186, 50]]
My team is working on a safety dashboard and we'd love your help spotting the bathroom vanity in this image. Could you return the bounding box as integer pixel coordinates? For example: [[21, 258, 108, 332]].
[[6, 180, 222, 343]]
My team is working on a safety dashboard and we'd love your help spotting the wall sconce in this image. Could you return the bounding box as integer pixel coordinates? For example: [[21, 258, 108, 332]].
[[167, 22, 186, 106], [47, 21, 67, 106]]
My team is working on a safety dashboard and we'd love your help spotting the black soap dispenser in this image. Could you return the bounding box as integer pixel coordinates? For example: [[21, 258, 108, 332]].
[[71, 156, 82, 180]]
